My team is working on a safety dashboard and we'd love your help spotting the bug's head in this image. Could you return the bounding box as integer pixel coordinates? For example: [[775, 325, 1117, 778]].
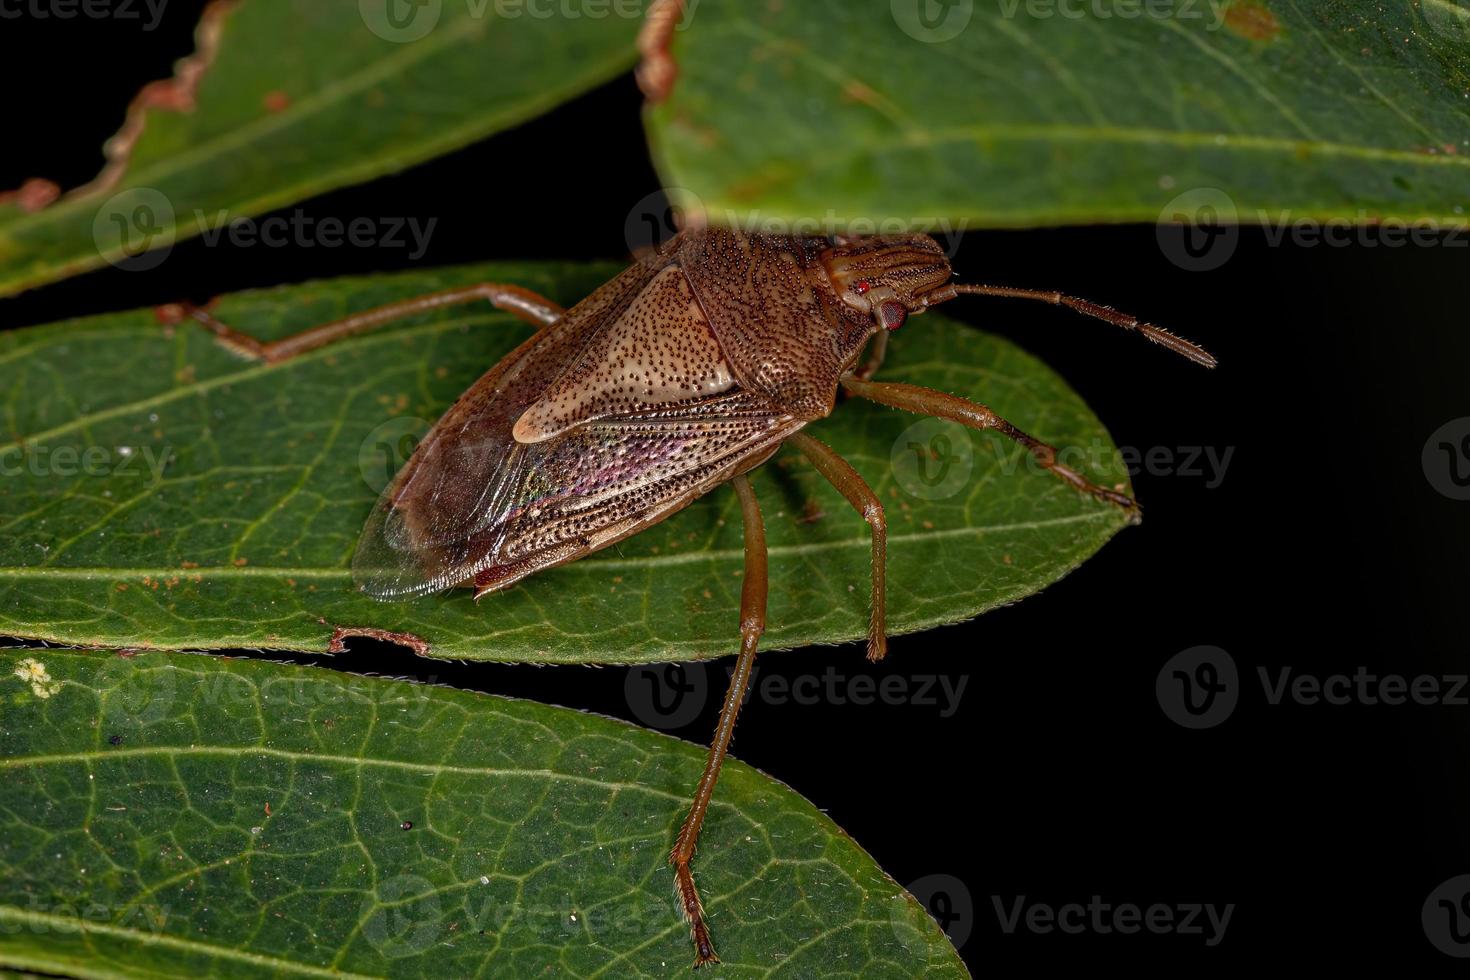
[[821, 233, 953, 331]]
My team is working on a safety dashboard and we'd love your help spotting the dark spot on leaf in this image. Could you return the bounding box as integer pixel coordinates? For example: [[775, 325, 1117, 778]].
[[108, 734, 123, 746], [1224, 1, 1281, 42], [1393, 175, 1412, 191], [401, 821, 414, 831]]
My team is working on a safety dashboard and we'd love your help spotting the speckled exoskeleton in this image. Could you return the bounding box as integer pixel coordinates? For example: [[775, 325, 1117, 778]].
[[165, 227, 1213, 966]]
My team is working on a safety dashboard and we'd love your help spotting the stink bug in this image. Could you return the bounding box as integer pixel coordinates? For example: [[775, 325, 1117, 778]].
[[162, 227, 1213, 966]]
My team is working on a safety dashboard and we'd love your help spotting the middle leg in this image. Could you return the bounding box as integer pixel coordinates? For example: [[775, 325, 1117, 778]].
[[787, 431, 887, 663]]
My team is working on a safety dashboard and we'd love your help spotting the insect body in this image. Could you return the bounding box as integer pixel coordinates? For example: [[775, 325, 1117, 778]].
[[164, 227, 1213, 967]]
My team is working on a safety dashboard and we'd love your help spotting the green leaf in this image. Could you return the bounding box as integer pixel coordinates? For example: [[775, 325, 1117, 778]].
[[0, 649, 967, 977], [0, 261, 1132, 663], [0, 0, 642, 299], [645, 0, 1470, 227]]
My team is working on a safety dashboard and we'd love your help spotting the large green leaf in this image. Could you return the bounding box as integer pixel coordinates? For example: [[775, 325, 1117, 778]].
[[645, 0, 1470, 226], [0, 0, 643, 298], [0, 649, 967, 976], [0, 261, 1133, 663]]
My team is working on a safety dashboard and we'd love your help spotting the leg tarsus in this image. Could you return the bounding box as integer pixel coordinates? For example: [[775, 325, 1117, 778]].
[[669, 473, 767, 967], [786, 431, 888, 661], [157, 282, 566, 365]]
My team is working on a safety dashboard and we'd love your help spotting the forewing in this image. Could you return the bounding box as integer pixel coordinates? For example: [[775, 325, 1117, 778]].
[[352, 257, 662, 598], [352, 254, 797, 599], [355, 388, 796, 597]]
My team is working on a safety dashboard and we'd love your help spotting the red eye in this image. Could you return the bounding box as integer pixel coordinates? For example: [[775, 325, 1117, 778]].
[[878, 301, 907, 331], [853, 280, 871, 294]]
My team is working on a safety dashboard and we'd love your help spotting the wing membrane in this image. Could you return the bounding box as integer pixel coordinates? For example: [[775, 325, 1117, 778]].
[[353, 390, 795, 597]]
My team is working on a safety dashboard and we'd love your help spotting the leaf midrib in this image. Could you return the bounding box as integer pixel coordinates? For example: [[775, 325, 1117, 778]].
[[0, 909, 378, 980], [0, 512, 1115, 581], [715, 15, 1470, 171]]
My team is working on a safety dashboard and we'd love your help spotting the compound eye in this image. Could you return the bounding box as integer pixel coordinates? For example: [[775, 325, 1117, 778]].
[[877, 300, 907, 331]]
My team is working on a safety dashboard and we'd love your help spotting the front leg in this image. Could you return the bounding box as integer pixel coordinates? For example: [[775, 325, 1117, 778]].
[[156, 282, 565, 364], [842, 376, 1141, 520]]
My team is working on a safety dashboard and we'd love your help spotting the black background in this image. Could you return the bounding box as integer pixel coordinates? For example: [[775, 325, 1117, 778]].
[[3, 3, 1469, 973]]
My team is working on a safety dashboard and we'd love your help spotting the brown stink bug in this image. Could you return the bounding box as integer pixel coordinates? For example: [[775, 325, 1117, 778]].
[[162, 227, 1213, 966]]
